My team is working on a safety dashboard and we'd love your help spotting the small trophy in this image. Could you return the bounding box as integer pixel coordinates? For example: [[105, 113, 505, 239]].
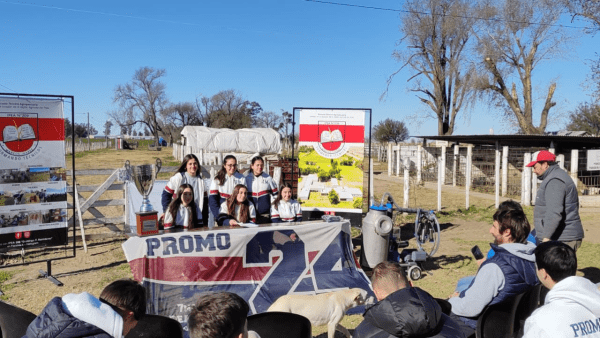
[[125, 159, 162, 236]]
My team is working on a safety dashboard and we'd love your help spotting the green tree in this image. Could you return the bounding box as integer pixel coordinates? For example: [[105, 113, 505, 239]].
[[64, 118, 72, 138], [318, 169, 330, 182], [353, 198, 363, 209], [373, 118, 409, 144], [328, 190, 339, 205], [566, 102, 600, 136]]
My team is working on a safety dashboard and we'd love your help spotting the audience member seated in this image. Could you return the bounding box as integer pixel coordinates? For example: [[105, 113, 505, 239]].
[[455, 200, 537, 293], [163, 184, 202, 229], [353, 261, 466, 338], [217, 184, 256, 226], [23, 279, 145, 338], [270, 183, 302, 223], [188, 292, 260, 338], [448, 207, 538, 336], [523, 241, 600, 338], [244, 156, 278, 224]]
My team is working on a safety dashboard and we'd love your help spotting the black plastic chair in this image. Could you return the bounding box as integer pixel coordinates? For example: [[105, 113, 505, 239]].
[[476, 293, 524, 338], [513, 284, 546, 338], [435, 298, 452, 316], [125, 314, 184, 338], [247, 312, 312, 338], [0, 300, 37, 338]]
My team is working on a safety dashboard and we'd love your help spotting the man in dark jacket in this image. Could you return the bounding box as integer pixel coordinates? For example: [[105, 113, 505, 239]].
[[353, 261, 466, 338], [23, 279, 146, 338], [526, 150, 584, 251]]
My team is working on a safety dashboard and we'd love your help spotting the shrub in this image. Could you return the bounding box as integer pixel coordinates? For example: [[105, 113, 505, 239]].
[[340, 159, 353, 166], [328, 190, 339, 204], [353, 198, 363, 209], [318, 169, 330, 182]]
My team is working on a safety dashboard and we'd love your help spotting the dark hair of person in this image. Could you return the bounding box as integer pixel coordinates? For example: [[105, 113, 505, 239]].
[[493, 209, 530, 244], [226, 184, 250, 223], [166, 183, 199, 229], [99, 279, 146, 321], [177, 154, 201, 177], [371, 261, 409, 294], [188, 292, 249, 338], [250, 156, 264, 167], [271, 182, 292, 209], [214, 155, 237, 186], [534, 241, 577, 283], [497, 199, 523, 213]]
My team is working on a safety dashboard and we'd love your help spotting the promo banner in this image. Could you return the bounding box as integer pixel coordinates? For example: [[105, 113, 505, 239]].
[[122, 221, 374, 336], [297, 109, 366, 226], [0, 97, 67, 250]]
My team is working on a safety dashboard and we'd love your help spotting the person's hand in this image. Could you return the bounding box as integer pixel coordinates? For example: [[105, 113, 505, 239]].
[[542, 238, 550, 242], [229, 219, 239, 226], [448, 291, 459, 299], [476, 258, 486, 267]]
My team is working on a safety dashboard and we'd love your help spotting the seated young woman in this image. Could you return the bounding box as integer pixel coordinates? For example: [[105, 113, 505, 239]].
[[270, 183, 302, 223], [163, 184, 202, 229], [217, 184, 256, 226]]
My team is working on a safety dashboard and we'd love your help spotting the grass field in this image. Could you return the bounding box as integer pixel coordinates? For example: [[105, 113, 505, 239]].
[[2, 147, 600, 338]]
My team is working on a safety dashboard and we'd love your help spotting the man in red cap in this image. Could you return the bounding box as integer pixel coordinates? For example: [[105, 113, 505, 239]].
[[526, 150, 583, 251]]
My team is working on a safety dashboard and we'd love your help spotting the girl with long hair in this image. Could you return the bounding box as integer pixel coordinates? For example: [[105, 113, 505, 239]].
[[270, 183, 302, 223], [208, 155, 245, 220], [217, 184, 256, 226], [244, 156, 278, 224], [163, 184, 202, 229], [161, 154, 208, 225]]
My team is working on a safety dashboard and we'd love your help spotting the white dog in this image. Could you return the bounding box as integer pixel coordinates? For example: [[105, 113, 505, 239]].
[[267, 288, 372, 338]]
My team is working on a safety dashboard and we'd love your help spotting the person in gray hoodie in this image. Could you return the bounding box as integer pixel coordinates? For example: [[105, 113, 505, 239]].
[[448, 208, 538, 334], [526, 150, 584, 251], [524, 241, 600, 338]]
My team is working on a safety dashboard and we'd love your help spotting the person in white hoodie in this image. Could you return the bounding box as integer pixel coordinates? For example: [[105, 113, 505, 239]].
[[523, 241, 600, 338], [23, 279, 145, 338]]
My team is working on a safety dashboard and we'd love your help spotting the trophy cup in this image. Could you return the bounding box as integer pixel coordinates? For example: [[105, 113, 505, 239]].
[[125, 159, 162, 236]]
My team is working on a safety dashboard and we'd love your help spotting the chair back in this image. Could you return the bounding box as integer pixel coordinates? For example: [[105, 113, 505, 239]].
[[476, 293, 524, 338], [125, 314, 183, 338], [0, 301, 37, 338], [514, 284, 547, 338], [435, 298, 452, 316], [247, 312, 312, 338]]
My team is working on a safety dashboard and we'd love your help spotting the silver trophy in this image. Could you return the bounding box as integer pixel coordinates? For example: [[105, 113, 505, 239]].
[[125, 158, 162, 212]]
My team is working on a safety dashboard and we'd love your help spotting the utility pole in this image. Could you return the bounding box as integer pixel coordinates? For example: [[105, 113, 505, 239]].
[[87, 112, 91, 151]]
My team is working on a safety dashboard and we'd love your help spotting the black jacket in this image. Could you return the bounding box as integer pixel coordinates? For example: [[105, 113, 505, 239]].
[[23, 297, 112, 338], [353, 287, 466, 338]]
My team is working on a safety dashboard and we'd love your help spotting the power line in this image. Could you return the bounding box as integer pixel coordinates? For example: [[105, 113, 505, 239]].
[[304, 0, 593, 30], [0, 83, 16, 92]]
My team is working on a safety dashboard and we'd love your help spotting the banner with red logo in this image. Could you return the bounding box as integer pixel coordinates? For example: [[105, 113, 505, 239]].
[[297, 109, 366, 226], [0, 97, 67, 250], [122, 221, 374, 336]]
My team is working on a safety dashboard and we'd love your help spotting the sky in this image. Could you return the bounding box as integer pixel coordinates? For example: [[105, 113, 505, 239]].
[[0, 0, 598, 139]]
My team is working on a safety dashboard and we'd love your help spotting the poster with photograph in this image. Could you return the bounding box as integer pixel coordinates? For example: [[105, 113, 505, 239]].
[[0, 97, 67, 250], [297, 109, 366, 226]]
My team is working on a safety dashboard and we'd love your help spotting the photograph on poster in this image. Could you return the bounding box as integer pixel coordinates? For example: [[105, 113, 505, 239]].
[[0, 183, 67, 206], [0, 168, 66, 184], [0, 208, 66, 234]]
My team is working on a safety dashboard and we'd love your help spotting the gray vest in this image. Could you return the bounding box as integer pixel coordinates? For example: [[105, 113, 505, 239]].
[[534, 165, 583, 242]]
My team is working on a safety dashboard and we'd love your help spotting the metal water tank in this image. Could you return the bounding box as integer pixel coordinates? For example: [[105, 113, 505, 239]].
[[360, 205, 393, 269]]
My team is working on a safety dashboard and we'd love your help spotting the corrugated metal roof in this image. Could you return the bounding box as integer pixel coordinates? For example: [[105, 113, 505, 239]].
[[416, 134, 600, 149]]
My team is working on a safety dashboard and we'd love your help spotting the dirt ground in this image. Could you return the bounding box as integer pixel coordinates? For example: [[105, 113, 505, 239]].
[[2, 149, 600, 337]]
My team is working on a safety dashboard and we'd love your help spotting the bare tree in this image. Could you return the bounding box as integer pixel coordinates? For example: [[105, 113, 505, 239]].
[[474, 0, 571, 134], [254, 110, 284, 131], [160, 101, 200, 143], [195, 90, 261, 129], [111, 67, 168, 142], [384, 0, 478, 135]]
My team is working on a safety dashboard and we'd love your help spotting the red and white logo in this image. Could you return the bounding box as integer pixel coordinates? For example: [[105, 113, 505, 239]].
[[0, 115, 39, 156], [15, 232, 22, 239]]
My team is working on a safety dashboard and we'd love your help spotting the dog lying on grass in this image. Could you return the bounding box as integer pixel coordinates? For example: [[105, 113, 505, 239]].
[[267, 288, 372, 338]]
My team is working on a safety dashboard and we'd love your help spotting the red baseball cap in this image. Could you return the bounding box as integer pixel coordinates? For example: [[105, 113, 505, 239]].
[[526, 150, 556, 167]]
